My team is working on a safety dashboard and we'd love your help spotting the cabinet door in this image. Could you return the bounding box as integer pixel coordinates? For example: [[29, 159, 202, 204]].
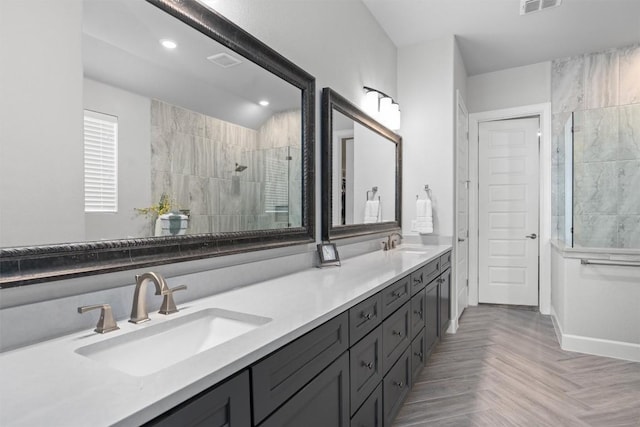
[[260, 352, 350, 427], [350, 326, 383, 415], [146, 371, 250, 427], [383, 348, 411, 427], [350, 383, 382, 427], [439, 269, 451, 337], [252, 313, 349, 424], [381, 302, 411, 374], [411, 331, 426, 383], [381, 276, 410, 318], [349, 293, 382, 345], [410, 289, 426, 340], [425, 280, 438, 355]]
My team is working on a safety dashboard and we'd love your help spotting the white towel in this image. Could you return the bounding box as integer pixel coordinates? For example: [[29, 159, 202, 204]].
[[364, 200, 380, 223], [414, 197, 433, 234], [416, 198, 432, 219]]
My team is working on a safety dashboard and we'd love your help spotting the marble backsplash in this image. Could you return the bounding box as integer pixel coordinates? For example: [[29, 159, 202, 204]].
[[551, 43, 640, 249], [150, 100, 302, 235]]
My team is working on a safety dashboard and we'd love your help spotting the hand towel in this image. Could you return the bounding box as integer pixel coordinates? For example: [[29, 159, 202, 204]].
[[364, 200, 380, 223], [415, 197, 433, 234]]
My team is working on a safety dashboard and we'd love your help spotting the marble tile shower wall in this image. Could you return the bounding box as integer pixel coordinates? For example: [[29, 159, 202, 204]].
[[150, 100, 302, 234], [551, 44, 640, 248]]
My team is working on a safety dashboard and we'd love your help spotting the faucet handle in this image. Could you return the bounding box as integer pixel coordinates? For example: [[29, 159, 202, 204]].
[[158, 285, 187, 315], [78, 304, 119, 334]]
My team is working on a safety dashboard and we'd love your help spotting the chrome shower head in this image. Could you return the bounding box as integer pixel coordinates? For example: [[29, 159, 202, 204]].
[[235, 163, 248, 172]]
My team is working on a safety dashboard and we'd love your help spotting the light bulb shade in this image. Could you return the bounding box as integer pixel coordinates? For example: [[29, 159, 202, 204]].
[[389, 103, 400, 130], [363, 90, 379, 118], [379, 97, 393, 128]]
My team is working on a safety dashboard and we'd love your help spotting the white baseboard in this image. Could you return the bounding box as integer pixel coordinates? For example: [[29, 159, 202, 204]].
[[550, 306, 640, 362], [447, 317, 459, 334]]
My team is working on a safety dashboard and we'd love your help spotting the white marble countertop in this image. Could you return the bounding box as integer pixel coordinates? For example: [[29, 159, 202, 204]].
[[0, 244, 451, 427]]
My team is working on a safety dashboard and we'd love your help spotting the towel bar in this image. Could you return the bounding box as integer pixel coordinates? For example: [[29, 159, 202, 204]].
[[580, 259, 640, 267]]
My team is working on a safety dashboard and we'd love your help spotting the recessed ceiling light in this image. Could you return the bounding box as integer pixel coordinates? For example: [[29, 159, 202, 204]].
[[160, 39, 177, 50], [259, 100, 269, 107]]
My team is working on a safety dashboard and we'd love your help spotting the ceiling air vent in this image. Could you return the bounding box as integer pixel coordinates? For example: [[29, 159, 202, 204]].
[[520, 0, 562, 15], [207, 53, 242, 68]]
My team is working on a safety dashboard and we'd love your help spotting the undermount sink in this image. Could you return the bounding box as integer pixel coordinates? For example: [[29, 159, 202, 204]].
[[396, 246, 428, 254], [75, 308, 271, 377]]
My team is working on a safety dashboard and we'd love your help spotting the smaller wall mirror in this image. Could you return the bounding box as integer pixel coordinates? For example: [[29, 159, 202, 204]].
[[321, 88, 402, 240]]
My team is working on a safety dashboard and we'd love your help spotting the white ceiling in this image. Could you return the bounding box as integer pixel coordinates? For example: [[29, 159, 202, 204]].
[[362, 0, 640, 76]]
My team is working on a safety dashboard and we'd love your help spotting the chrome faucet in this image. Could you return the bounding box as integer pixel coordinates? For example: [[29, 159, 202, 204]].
[[129, 272, 170, 324], [383, 232, 403, 251]]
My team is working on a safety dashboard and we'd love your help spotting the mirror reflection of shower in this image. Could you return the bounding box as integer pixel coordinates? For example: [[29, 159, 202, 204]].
[[234, 145, 301, 229]]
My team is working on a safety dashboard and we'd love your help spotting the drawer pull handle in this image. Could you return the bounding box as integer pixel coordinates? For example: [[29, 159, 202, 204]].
[[394, 380, 404, 388], [413, 273, 423, 284], [414, 310, 423, 317], [362, 361, 374, 370], [361, 312, 373, 320], [392, 330, 403, 337], [414, 351, 423, 358], [392, 291, 406, 299]]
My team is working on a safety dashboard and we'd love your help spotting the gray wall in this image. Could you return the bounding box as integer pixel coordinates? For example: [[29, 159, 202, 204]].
[[83, 78, 152, 241], [0, 0, 85, 247], [467, 61, 551, 114]]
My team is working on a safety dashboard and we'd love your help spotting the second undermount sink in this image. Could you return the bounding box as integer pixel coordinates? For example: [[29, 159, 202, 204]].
[[75, 308, 271, 377], [395, 246, 428, 254]]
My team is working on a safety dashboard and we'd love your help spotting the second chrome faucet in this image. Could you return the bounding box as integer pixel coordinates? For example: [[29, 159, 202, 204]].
[[129, 271, 186, 324]]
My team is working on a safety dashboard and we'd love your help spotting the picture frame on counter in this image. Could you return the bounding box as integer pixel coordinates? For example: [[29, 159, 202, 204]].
[[317, 243, 341, 267]]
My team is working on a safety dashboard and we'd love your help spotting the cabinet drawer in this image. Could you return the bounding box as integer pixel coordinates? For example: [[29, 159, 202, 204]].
[[147, 370, 250, 427], [411, 332, 426, 383], [260, 352, 350, 427], [381, 276, 410, 318], [410, 289, 426, 340], [383, 348, 411, 427], [349, 293, 382, 345], [350, 383, 382, 427], [350, 325, 383, 415], [440, 251, 452, 271], [252, 312, 349, 424], [409, 267, 426, 296], [423, 258, 440, 285], [381, 302, 411, 374]]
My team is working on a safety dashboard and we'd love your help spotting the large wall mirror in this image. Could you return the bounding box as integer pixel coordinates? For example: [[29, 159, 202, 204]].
[[321, 88, 401, 241], [0, 0, 315, 286]]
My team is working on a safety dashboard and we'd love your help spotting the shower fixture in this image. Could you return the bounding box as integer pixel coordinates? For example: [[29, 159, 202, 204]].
[[235, 163, 248, 172]]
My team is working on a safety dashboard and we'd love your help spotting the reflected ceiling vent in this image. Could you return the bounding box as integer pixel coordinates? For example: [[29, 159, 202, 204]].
[[207, 53, 242, 68], [520, 0, 562, 15]]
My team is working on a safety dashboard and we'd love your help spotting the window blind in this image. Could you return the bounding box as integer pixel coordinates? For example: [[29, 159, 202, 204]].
[[84, 110, 118, 213]]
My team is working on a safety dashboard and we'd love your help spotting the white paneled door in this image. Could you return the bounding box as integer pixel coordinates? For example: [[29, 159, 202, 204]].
[[478, 118, 539, 306]]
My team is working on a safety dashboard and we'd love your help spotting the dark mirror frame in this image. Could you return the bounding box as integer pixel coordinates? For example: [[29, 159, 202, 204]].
[[0, 0, 315, 288], [321, 87, 402, 241]]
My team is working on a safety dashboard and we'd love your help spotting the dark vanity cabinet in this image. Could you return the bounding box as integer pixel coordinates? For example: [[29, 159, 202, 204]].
[[148, 251, 452, 427], [146, 371, 251, 427]]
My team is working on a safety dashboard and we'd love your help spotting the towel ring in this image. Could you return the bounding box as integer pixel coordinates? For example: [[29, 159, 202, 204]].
[[416, 185, 431, 200], [366, 186, 379, 201]]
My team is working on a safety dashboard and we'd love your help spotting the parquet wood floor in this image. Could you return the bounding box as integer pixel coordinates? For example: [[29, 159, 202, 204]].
[[393, 305, 640, 427]]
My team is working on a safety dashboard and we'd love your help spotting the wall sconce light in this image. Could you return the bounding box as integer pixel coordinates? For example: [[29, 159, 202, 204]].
[[363, 86, 401, 131]]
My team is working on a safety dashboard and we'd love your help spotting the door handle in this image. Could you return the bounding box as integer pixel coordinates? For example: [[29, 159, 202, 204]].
[[525, 233, 537, 240], [458, 237, 466, 242]]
